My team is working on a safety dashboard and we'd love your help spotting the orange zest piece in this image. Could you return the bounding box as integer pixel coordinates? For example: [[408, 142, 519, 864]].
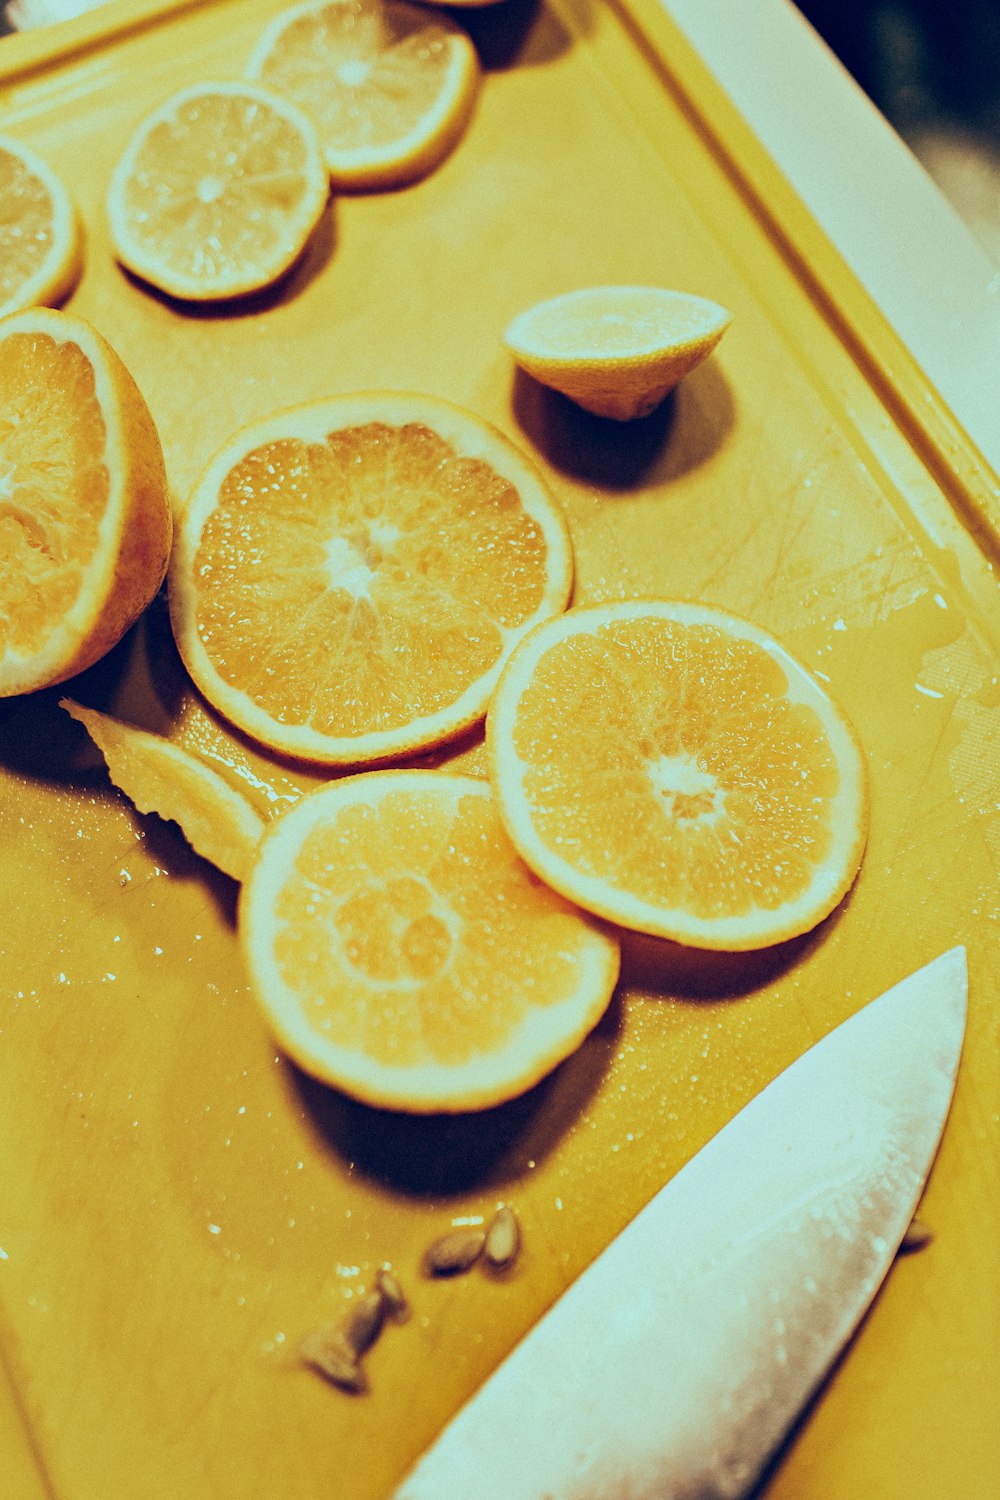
[[0, 308, 171, 697], [106, 82, 328, 301], [61, 699, 267, 882], [503, 285, 732, 420], [167, 391, 573, 765], [488, 600, 869, 950], [247, 0, 480, 189], [0, 134, 81, 318], [239, 770, 620, 1112]]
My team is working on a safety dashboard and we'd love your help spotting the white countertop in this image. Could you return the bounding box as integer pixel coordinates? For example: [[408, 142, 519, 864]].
[[661, 0, 1000, 480]]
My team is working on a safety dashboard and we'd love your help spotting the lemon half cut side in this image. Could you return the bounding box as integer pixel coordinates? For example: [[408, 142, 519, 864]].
[[504, 285, 733, 420]]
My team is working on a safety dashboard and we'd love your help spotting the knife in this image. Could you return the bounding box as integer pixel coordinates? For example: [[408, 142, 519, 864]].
[[394, 946, 968, 1500]]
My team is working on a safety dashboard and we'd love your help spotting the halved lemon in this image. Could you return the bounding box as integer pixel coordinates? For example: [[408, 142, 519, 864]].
[[0, 133, 82, 318], [0, 308, 171, 696], [488, 600, 868, 950], [106, 81, 329, 301], [247, 0, 480, 189], [61, 699, 266, 882], [503, 285, 732, 420], [168, 391, 572, 765], [239, 770, 620, 1112]]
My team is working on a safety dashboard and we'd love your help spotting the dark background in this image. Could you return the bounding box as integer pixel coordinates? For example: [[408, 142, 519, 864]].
[[797, 0, 1000, 260]]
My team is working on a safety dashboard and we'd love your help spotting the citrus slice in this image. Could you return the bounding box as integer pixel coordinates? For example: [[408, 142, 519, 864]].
[[0, 308, 171, 697], [168, 391, 573, 765], [247, 0, 480, 189], [503, 285, 732, 420], [0, 134, 82, 318], [488, 601, 868, 950], [239, 770, 620, 1111], [106, 82, 328, 301], [61, 698, 267, 882]]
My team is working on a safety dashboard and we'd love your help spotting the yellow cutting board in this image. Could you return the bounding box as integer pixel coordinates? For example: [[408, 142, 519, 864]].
[[1, 0, 998, 1495]]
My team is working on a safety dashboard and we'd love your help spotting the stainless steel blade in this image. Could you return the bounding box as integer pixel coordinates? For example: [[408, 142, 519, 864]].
[[395, 947, 967, 1500]]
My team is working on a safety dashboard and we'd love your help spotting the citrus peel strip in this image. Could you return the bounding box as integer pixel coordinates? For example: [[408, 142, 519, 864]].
[[62, 699, 266, 882]]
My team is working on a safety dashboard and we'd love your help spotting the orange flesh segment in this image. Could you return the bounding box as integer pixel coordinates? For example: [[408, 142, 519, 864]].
[[511, 619, 839, 921], [271, 788, 596, 1069], [193, 422, 550, 735], [0, 333, 108, 659]]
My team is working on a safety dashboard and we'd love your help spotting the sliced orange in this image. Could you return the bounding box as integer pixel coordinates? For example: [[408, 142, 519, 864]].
[[106, 82, 328, 301], [0, 308, 171, 697], [61, 698, 267, 882], [488, 600, 868, 950], [239, 770, 620, 1112], [0, 134, 81, 318], [503, 285, 732, 420], [168, 391, 572, 765], [247, 0, 480, 189]]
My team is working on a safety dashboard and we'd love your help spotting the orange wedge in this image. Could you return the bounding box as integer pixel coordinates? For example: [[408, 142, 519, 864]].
[[168, 391, 572, 765], [247, 0, 480, 189], [106, 82, 328, 301], [61, 699, 266, 882], [0, 308, 171, 697], [503, 285, 732, 420], [488, 600, 868, 950], [0, 134, 81, 318], [239, 770, 620, 1111]]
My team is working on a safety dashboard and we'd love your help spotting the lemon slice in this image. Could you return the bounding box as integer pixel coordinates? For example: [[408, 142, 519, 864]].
[[247, 0, 480, 189], [240, 770, 620, 1112], [504, 285, 733, 420], [61, 699, 266, 882], [106, 81, 329, 301], [168, 391, 573, 766], [0, 308, 171, 696], [0, 133, 81, 318], [488, 600, 868, 950]]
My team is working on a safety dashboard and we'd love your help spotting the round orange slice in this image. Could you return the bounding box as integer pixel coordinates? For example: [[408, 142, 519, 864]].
[[0, 134, 82, 318], [503, 285, 732, 420], [247, 0, 480, 189], [168, 391, 573, 765], [0, 308, 171, 696], [488, 600, 869, 950], [106, 81, 328, 301], [61, 698, 266, 882], [239, 770, 620, 1112]]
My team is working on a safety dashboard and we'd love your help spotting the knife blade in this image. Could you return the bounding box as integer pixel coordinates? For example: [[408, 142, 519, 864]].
[[395, 947, 968, 1500]]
